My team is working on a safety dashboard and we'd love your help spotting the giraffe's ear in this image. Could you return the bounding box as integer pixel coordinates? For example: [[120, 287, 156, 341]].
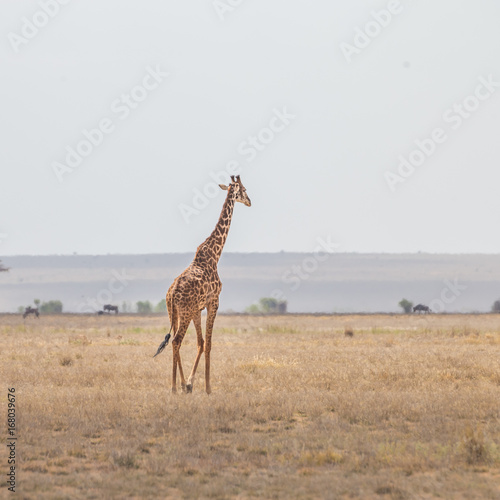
[[219, 184, 229, 191]]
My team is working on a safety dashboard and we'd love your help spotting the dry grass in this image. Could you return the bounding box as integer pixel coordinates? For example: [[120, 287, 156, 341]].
[[1, 313, 500, 499]]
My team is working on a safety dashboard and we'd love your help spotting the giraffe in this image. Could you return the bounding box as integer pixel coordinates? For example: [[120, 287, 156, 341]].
[[154, 175, 251, 394]]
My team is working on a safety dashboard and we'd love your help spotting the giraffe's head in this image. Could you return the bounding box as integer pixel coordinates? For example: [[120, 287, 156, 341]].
[[219, 175, 252, 207]]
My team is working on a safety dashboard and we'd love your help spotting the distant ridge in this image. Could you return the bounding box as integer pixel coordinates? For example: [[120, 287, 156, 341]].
[[1, 253, 499, 314]]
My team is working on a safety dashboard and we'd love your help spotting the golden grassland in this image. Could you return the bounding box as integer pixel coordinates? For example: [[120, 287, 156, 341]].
[[1, 313, 500, 499]]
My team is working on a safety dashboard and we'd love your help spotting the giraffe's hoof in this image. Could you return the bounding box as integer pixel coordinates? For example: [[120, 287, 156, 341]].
[[186, 383, 193, 393], [181, 383, 187, 394]]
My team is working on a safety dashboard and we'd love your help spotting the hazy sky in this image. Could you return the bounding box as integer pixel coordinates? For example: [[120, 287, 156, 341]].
[[1, 1, 500, 256]]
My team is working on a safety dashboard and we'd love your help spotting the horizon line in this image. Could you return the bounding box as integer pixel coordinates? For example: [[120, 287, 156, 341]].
[[2, 251, 500, 258]]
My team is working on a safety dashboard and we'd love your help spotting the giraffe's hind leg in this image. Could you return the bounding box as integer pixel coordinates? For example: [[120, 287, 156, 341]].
[[186, 311, 204, 393], [171, 318, 190, 394]]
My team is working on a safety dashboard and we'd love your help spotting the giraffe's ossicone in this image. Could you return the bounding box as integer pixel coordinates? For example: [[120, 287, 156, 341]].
[[154, 175, 251, 395]]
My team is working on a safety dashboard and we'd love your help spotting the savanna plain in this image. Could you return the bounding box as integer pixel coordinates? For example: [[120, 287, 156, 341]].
[[1, 313, 500, 499]]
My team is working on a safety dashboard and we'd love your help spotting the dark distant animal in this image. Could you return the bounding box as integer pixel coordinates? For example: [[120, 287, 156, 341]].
[[103, 304, 119, 314], [413, 304, 431, 314], [97, 310, 104, 315], [23, 306, 39, 319]]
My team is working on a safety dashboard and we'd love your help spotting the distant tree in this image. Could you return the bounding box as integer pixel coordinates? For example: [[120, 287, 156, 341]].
[[40, 300, 63, 314], [259, 298, 277, 313], [121, 301, 132, 313], [398, 298, 413, 314], [259, 297, 287, 314], [154, 299, 167, 313], [245, 297, 287, 314], [277, 301, 287, 314], [245, 304, 260, 314], [17, 306, 24, 314], [492, 300, 500, 313], [0, 260, 9, 272], [34, 299, 41, 307], [136, 301, 153, 314]]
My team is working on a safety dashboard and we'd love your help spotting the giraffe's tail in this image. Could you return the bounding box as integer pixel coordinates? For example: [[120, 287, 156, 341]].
[[153, 330, 171, 358], [153, 288, 177, 358]]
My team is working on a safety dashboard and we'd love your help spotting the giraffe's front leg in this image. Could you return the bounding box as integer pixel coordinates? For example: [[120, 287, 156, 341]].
[[186, 312, 204, 393], [204, 335, 212, 395], [171, 345, 178, 394], [204, 300, 219, 395]]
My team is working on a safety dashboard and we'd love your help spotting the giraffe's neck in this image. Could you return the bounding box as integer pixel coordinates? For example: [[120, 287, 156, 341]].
[[194, 187, 236, 266]]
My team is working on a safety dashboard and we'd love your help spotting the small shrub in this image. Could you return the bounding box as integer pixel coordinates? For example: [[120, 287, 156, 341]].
[[300, 450, 344, 466], [119, 339, 140, 346], [40, 300, 63, 314], [375, 485, 405, 497], [136, 301, 153, 314], [154, 299, 167, 312], [398, 298, 413, 314], [68, 335, 91, 346], [245, 297, 287, 314], [112, 451, 138, 469], [59, 356, 73, 366], [67, 446, 86, 458], [462, 426, 490, 465]]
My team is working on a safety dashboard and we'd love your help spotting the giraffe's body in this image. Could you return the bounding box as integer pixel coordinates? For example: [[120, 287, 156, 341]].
[[155, 176, 251, 394]]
